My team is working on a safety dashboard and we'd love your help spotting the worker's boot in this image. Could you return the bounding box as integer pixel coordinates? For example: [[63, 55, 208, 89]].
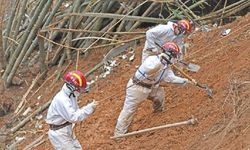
[[153, 100, 163, 113]]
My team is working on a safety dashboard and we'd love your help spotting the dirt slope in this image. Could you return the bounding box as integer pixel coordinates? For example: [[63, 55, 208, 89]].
[[13, 13, 250, 150]]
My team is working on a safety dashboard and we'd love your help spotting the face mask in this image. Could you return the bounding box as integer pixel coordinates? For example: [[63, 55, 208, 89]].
[[73, 91, 80, 97]]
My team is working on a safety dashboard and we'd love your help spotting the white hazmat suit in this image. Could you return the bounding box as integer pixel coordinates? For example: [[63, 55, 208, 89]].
[[46, 83, 96, 150], [142, 21, 185, 62], [114, 55, 189, 136]]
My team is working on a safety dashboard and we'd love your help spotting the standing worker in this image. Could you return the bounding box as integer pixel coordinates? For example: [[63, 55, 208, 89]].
[[46, 70, 98, 150], [114, 42, 191, 136], [142, 19, 193, 62]]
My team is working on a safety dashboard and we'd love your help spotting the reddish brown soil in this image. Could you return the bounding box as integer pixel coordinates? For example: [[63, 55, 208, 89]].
[[1, 13, 250, 150]]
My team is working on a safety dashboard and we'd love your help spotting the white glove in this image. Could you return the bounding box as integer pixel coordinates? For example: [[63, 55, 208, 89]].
[[82, 100, 99, 114], [182, 78, 190, 85], [89, 100, 99, 110]]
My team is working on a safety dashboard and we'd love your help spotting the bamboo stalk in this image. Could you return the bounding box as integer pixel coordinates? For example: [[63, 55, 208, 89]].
[[23, 134, 45, 150], [219, 0, 227, 26], [6, 0, 53, 87], [129, 2, 157, 31], [2, 0, 19, 53], [72, 37, 123, 42], [22, 0, 65, 63], [38, 32, 47, 78], [81, 1, 148, 54], [123, 2, 139, 31], [200, 1, 250, 24], [66, 0, 82, 60], [38, 33, 145, 52], [198, 0, 247, 21], [41, 28, 145, 35], [14, 72, 43, 116], [10, 99, 52, 133], [2, 0, 48, 83], [58, 12, 167, 24]]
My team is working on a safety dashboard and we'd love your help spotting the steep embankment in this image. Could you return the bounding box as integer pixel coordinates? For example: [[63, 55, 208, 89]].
[[21, 13, 250, 150]]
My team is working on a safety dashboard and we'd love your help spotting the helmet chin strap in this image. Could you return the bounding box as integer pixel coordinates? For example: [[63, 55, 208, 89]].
[[65, 83, 79, 98]]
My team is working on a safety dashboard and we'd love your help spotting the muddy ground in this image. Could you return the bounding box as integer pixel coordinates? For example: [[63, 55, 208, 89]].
[[1, 13, 250, 150]]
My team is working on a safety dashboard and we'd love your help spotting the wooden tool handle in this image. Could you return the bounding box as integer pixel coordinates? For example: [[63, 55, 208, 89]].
[[172, 64, 196, 84]]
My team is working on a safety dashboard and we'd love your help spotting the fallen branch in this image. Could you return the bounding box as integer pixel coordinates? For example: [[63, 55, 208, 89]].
[[14, 72, 43, 115], [58, 12, 167, 24], [40, 28, 145, 34], [23, 134, 45, 150]]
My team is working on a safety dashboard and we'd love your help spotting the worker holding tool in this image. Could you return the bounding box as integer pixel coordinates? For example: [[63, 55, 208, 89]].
[[142, 19, 194, 65], [114, 42, 191, 136], [46, 70, 98, 150]]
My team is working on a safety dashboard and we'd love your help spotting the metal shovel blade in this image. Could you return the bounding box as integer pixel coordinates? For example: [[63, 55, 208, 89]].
[[197, 83, 213, 98], [187, 63, 200, 72]]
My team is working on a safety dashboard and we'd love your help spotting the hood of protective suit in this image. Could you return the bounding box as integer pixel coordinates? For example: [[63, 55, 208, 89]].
[[61, 83, 80, 97]]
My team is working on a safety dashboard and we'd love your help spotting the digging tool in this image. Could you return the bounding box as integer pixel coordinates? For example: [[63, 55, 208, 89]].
[[110, 117, 197, 139], [154, 42, 213, 97], [179, 60, 200, 72], [171, 64, 213, 98]]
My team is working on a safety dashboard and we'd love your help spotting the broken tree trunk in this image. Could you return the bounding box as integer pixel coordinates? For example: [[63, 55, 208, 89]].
[[38, 32, 47, 78]]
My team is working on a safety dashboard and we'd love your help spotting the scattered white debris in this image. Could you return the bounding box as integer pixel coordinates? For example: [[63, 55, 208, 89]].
[[212, 23, 218, 28], [35, 121, 43, 129], [22, 107, 32, 116], [87, 80, 95, 86], [37, 95, 42, 100], [64, 2, 70, 7], [35, 114, 43, 120], [121, 55, 127, 59], [15, 136, 25, 141], [195, 27, 200, 32], [129, 54, 135, 61], [109, 60, 117, 67], [221, 29, 231, 36], [201, 25, 211, 32], [95, 76, 99, 81]]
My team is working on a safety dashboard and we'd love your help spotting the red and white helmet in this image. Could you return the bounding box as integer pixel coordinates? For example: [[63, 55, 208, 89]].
[[177, 19, 193, 34], [63, 70, 87, 93], [162, 42, 180, 58]]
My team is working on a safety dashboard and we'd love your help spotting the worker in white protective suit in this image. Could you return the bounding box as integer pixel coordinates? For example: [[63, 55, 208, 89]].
[[114, 42, 190, 136], [46, 70, 98, 150], [142, 19, 194, 62]]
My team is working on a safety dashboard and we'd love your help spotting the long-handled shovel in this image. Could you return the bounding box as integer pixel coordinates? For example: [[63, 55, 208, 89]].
[[172, 64, 213, 98], [155, 42, 213, 98], [179, 60, 200, 72]]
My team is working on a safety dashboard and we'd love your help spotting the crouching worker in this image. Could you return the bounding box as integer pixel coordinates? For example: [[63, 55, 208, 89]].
[[114, 42, 190, 136], [46, 70, 98, 150]]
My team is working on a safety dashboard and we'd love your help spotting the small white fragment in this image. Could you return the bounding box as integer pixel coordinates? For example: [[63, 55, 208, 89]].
[[37, 95, 42, 100], [35, 114, 43, 120], [129, 54, 135, 61]]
